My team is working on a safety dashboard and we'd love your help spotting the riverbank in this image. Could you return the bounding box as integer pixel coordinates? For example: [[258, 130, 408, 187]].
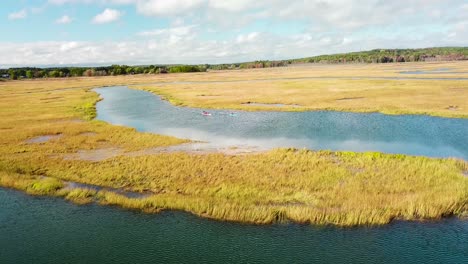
[[1, 149, 467, 226], [133, 77, 468, 118], [94, 86, 467, 159], [125, 61, 468, 118], [2, 61, 468, 118], [0, 65, 467, 226]]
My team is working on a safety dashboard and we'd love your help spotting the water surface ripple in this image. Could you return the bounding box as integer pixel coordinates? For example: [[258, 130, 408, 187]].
[[1, 188, 467, 264], [95, 86, 468, 159]]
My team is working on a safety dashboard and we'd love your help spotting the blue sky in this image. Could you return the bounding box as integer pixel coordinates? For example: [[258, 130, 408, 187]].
[[1, 0, 467, 67]]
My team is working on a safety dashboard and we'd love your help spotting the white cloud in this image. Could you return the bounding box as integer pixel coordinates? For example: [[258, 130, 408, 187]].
[[462, 3, 468, 11], [136, 0, 205, 16], [8, 9, 27, 20], [48, 0, 94, 4], [208, 0, 253, 12], [59, 41, 81, 52], [1, 26, 466, 68], [44, 0, 468, 32], [2, 0, 468, 67], [137, 25, 197, 37], [56, 15, 73, 24], [137, 25, 199, 47], [48, 0, 136, 4], [107, 0, 136, 4], [92, 8, 122, 24], [236, 32, 260, 43]]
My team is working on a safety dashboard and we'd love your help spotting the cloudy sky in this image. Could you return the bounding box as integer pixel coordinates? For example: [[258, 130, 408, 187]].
[[1, 0, 467, 67]]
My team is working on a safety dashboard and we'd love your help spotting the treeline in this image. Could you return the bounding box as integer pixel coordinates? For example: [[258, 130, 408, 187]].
[[1, 47, 467, 80], [0, 61, 287, 80], [291, 47, 468, 64], [1, 65, 178, 80], [210, 60, 288, 70]]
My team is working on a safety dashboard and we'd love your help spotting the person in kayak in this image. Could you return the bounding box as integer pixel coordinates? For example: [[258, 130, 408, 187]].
[[202, 111, 211, 116]]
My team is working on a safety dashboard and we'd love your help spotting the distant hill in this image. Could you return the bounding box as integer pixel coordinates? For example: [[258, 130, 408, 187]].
[[208, 47, 468, 70], [290, 47, 468, 64], [1, 47, 467, 79]]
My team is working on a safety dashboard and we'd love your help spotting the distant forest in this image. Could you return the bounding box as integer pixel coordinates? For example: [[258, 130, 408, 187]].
[[1, 47, 467, 80]]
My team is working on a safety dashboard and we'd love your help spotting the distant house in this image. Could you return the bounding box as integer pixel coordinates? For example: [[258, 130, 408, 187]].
[[1, 74, 9, 79]]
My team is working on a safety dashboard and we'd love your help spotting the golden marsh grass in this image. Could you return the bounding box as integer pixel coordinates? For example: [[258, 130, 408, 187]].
[[133, 61, 468, 118], [0, 62, 467, 226]]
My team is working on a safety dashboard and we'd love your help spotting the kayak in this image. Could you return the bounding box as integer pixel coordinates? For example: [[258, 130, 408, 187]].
[[202, 111, 212, 116]]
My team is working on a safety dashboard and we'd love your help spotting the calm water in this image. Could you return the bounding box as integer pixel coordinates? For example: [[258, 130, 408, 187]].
[[399, 68, 467, 75], [1, 188, 467, 264], [95, 86, 468, 159]]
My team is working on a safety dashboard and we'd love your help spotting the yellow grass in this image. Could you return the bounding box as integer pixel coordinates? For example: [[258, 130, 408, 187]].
[[0, 61, 467, 226], [131, 61, 468, 118]]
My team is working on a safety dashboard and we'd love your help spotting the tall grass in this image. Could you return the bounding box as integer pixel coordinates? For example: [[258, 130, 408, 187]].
[[128, 61, 468, 118], [1, 148, 467, 226], [0, 64, 467, 226]]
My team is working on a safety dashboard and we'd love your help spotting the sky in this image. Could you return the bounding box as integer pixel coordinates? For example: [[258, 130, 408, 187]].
[[1, 0, 467, 67]]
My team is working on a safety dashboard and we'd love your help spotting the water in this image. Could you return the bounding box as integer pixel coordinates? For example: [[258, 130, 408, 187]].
[[399, 68, 467, 75], [1, 188, 467, 264], [95, 86, 468, 159]]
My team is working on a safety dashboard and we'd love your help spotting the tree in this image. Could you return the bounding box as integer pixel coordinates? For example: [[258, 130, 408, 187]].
[[112, 65, 122, 75], [83, 69, 95, 77], [26, 70, 33, 79], [34, 70, 45, 78], [8, 69, 17, 80], [70, 68, 85, 77], [48, 70, 61, 78]]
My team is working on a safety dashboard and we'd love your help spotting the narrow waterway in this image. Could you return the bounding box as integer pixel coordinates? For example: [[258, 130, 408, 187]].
[[95, 86, 468, 159]]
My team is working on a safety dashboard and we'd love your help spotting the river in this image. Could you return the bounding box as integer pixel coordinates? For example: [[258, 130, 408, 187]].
[[95, 86, 467, 159], [1, 188, 467, 264], [2, 86, 467, 263]]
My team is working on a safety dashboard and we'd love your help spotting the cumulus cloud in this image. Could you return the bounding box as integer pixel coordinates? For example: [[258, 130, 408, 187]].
[[56, 15, 73, 24], [1, 26, 465, 68], [136, 0, 205, 16], [208, 0, 253, 12], [137, 25, 197, 37], [45, 0, 468, 31], [236, 32, 260, 44], [1, 0, 467, 66], [92, 8, 122, 24], [48, 0, 95, 4], [48, 0, 136, 4], [8, 9, 27, 20]]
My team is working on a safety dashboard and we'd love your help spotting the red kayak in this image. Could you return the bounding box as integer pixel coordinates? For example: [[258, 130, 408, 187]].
[[202, 111, 212, 116]]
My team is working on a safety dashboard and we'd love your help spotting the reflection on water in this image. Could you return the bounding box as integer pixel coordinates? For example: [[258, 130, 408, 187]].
[[95, 86, 468, 159]]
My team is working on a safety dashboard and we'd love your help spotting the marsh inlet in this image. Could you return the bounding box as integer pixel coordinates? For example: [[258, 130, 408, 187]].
[[95, 86, 468, 159], [399, 68, 468, 74]]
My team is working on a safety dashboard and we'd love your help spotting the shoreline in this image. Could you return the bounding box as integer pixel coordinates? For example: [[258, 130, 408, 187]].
[[1, 146, 467, 227], [0, 179, 467, 227], [128, 80, 468, 119], [1, 66, 467, 227]]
